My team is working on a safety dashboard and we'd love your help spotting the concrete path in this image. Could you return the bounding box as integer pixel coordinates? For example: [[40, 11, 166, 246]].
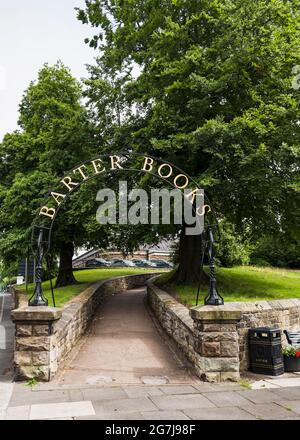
[[0, 292, 14, 419], [57, 287, 198, 386]]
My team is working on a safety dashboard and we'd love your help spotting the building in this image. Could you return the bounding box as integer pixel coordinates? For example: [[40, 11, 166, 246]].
[[72, 240, 175, 268]]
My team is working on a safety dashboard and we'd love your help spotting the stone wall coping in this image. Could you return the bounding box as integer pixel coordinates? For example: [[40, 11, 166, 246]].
[[63, 272, 160, 307], [190, 298, 300, 320], [190, 306, 243, 321], [11, 307, 62, 322], [148, 275, 300, 317]]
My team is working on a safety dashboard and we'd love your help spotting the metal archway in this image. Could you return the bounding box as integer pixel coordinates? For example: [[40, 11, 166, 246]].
[[29, 152, 223, 307]]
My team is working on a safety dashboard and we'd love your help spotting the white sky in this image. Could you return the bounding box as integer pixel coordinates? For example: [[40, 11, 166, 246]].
[[0, 0, 96, 141]]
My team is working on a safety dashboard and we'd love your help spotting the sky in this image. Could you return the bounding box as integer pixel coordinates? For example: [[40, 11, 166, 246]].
[[0, 0, 96, 141]]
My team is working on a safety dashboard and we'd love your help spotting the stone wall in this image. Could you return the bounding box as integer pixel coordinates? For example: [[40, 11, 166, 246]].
[[147, 279, 240, 382], [11, 273, 157, 381], [147, 278, 300, 381], [235, 299, 300, 371], [147, 280, 195, 364]]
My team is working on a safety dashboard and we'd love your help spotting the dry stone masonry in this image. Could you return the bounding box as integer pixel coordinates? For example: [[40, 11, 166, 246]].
[[10, 273, 300, 382], [11, 273, 155, 381], [147, 277, 300, 382]]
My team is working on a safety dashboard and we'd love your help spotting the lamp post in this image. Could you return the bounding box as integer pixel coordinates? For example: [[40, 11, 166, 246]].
[[204, 224, 224, 306], [28, 228, 48, 307]]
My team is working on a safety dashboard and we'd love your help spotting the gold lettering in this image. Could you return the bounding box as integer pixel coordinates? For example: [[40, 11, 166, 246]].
[[51, 192, 66, 206], [174, 174, 189, 189], [142, 156, 154, 172], [197, 204, 211, 216], [185, 188, 202, 204], [73, 165, 88, 180], [158, 163, 173, 179], [110, 155, 123, 170], [61, 176, 79, 192], [39, 206, 56, 219], [91, 159, 106, 174]]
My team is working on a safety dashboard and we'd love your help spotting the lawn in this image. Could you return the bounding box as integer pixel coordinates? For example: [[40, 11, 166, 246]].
[[157, 266, 300, 307], [21, 268, 160, 308]]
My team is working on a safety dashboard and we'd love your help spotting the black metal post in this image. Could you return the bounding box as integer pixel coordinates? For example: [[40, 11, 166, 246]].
[[204, 225, 224, 306], [29, 229, 48, 307]]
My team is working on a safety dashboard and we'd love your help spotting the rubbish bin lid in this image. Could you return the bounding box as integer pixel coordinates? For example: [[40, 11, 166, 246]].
[[249, 327, 281, 333]]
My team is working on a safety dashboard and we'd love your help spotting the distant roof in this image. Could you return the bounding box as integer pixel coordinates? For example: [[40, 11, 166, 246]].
[[73, 239, 176, 262], [141, 240, 175, 253]]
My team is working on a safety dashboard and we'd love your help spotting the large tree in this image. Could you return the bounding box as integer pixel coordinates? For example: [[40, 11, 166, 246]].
[[0, 62, 103, 286], [77, 0, 300, 283]]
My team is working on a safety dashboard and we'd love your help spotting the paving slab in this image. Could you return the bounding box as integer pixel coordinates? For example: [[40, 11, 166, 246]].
[[75, 412, 144, 420], [269, 387, 300, 401], [251, 380, 279, 390], [265, 378, 300, 388], [81, 387, 127, 401], [183, 406, 257, 420], [9, 389, 70, 407], [236, 389, 281, 404], [150, 394, 215, 410], [48, 417, 74, 420], [240, 402, 299, 420], [201, 383, 245, 392], [276, 400, 300, 414], [68, 389, 84, 402], [0, 381, 13, 410], [92, 397, 157, 414], [202, 391, 251, 407], [159, 385, 198, 395], [5, 405, 30, 420], [142, 410, 190, 420], [30, 401, 95, 420], [123, 386, 164, 398]]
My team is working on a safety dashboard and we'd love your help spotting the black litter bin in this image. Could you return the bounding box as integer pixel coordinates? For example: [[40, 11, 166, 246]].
[[248, 327, 284, 376]]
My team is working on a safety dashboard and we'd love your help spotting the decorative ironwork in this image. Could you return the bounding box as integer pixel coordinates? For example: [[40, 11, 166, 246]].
[[28, 152, 223, 308], [204, 225, 224, 306], [28, 228, 48, 307]]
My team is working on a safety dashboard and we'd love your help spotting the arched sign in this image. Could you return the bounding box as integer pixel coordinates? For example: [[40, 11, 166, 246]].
[[29, 152, 223, 308]]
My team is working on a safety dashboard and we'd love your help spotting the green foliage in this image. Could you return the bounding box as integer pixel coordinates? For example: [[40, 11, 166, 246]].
[[216, 221, 250, 267], [78, 0, 300, 246], [26, 378, 39, 389], [283, 345, 300, 358], [250, 235, 300, 269], [0, 62, 100, 270]]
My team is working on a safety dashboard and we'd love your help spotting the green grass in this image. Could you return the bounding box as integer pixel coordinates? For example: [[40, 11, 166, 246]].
[[157, 266, 300, 307], [21, 268, 160, 308]]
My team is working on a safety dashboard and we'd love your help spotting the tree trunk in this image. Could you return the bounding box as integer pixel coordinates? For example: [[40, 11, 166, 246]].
[[55, 241, 77, 288], [169, 226, 207, 285]]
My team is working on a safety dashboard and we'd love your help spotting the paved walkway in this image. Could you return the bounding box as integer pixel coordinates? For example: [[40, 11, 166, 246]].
[[4, 380, 300, 420], [0, 292, 15, 419], [57, 287, 198, 386], [3, 287, 300, 420]]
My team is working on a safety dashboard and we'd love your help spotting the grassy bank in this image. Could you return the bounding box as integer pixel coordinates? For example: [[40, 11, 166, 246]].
[[157, 266, 300, 307], [21, 268, 160, 307]]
